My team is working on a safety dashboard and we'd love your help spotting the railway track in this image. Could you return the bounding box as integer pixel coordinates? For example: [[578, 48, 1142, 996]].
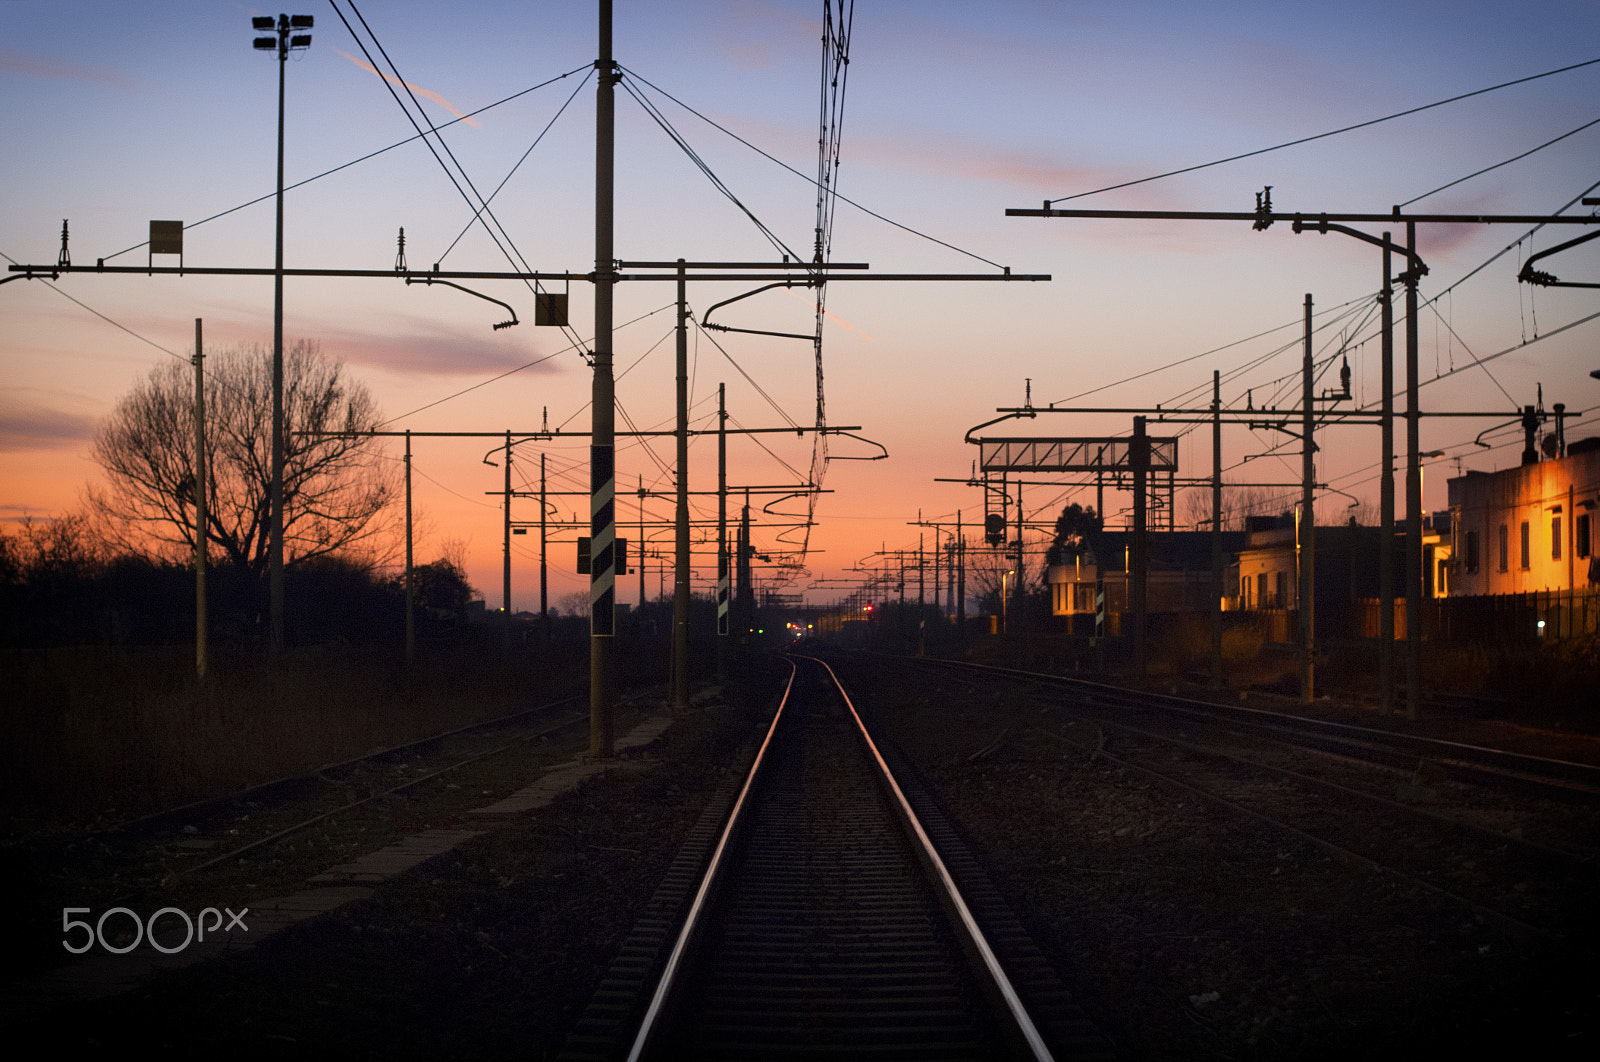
[[851, 654, 1600, 951], [903, 655, 1600, 800], [8, 693, 593, 979], [563, 656, 1110, 1061]]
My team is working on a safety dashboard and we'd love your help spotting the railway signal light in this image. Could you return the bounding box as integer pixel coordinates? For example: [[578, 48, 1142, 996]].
[[984, 512, 1005, 546]]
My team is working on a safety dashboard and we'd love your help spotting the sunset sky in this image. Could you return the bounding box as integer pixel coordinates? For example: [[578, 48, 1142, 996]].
[[4, 0, 1599, 611]]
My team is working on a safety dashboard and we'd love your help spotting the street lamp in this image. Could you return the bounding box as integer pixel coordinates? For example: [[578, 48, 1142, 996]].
[[253, 14, 313, 654], [1001, 569, 1015, 635]]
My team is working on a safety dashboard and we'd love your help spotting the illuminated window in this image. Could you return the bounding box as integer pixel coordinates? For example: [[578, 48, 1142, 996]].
[[1553, 516, 1562, 561], [1520, 521, 1530, 571], [1465, 530, 1479, 574]]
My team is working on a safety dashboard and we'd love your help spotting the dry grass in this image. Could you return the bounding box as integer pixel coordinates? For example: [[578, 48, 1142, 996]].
[[0, 645, 586, 834]]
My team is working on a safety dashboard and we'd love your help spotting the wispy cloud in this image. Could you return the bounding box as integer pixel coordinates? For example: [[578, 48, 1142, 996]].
[[0, 49, 132, 90], [848, 131, 1142, 198], [336, 49, 480, 128], [0, 404, 97, 452], [319, 318, 569, 378], [715, 1, 819, 70]]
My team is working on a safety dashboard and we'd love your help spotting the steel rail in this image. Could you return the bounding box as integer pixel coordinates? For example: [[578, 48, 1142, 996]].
[[94, 694, 583, 840], [1067, 716, 1596, 869], [624, 660, 797, 1062], [1037, 722, 1573, 952], [902, 655, 1600, 791], [808, 654, 1055, 1062], [180, 707, 590, 876]]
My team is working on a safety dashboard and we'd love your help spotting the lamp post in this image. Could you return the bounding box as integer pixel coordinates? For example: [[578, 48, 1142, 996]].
[[252, 14, 313, 655], [1001, 569, 1014, 635]]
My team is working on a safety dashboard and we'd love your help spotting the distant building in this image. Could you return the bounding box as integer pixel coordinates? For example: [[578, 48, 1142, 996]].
[[1046, 530, 1247, 620], [1447, 438, 1600, 596]]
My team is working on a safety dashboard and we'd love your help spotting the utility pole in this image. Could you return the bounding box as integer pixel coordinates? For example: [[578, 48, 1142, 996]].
[[1380, 238, 1395, 714], [956, 510, 966, 644], [1013, 485, 1025, 634], [1300, 294, 1316, 704], [540, 451, 549, 641], [639, 474, 647, 608], [1131, 415, 1150, 677], [1404, 219, 1422, 720], [717, 382, 728, 677], [193, 318, 207, 682], [1210, 369, 1222, 691], [590, 0, 618, 758], [405, 430, 414, 665], [672, 260, 690, 711], [737, 490, 753, 639], [503, 429, 513, 655]]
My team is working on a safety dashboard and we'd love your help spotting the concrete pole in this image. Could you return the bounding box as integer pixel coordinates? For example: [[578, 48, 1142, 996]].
[[672, 260, 690, 711], [1013, 485, 1025, 633], [269, 23, 288, 656], [590, 0, 617, 757], [192, 316, 206, 681], [1132, 415, 1150, 676], [503, 430, 513, 654], [1380, 238, 1395, 713], [1301, 293, 1316, 704], [404, 430, 414, 665], [540, 452, 548, 640], [1210, 369, 1222, 690], [639, 474, 647, 608], [956, 510, 966, 645], [1405, 220, 1422, 719], [717, 383, 728, 677]]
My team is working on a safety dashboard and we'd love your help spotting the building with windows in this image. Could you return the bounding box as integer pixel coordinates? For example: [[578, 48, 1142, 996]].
[[1447, 438, 1600, 596], [1045, 530, 1246, 623]]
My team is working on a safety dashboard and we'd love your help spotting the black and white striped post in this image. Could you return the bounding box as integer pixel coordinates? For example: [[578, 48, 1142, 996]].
[[589, 0, 617, 758]]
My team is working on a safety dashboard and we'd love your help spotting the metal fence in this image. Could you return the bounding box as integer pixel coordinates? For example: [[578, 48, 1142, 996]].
[[1358, 588, 1600, 643]]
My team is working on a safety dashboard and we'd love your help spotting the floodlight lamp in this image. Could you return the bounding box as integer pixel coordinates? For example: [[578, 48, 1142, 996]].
[[253, 16, 275, 29], [254, 37, 278, 50], [290, 34, 312, 48], [290, 14, 314, 28]]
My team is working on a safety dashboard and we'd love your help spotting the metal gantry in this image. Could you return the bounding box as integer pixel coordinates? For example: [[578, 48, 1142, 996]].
[[1004, 195, 1600, 714]]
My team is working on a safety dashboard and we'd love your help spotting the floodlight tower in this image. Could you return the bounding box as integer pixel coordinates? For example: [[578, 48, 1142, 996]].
[[252, 14, 313, 653]]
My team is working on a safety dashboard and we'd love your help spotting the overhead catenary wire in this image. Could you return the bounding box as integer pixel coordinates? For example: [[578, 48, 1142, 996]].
[[1398, 114, 1600, 208], [619, 64, 1008, 271], [1047, 56, 1600, 204], [618, 77, 802, 263], [94, 65, 591, 263], [332, 0, 590, 356], [433, 69, 595, 264]]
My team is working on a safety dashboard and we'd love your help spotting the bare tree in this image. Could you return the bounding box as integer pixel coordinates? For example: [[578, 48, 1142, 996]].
[[1181, 481, 1298, 531], [964, 536, 1034, 615], [89, 340, 397, 573]]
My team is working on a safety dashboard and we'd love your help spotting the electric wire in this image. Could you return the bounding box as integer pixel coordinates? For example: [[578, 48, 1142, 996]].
[[1399, 114, 1600, 208], [692, 319, 804, 430], [95, 65, 591, 263], [619, 64, 1007, 271], [332, 1, 589, 356], [434, 69, 594, 263], [1047, 56, 1600, 204], [618, 77, 801, 262], [391, 302, 672, 427]]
